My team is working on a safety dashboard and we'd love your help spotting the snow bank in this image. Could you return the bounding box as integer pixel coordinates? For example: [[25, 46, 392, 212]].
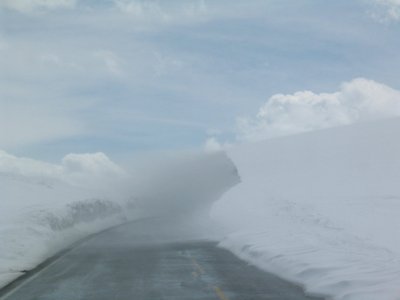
[[0, 151, 135, 288], [212, 118, 400, 300], [0, 150, 238, 289]]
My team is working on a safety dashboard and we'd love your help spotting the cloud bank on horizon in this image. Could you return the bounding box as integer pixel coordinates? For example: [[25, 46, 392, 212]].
[[1, 0, 400, 159], [237, 78, 400, 142], [0, 150, 127, 187]]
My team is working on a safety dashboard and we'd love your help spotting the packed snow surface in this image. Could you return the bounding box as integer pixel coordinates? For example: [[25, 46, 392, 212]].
[[212, 118, 400, 300]]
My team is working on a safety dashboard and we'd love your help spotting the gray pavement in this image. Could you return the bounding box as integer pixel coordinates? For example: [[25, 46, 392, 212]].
[[1, 217, 324, 300]]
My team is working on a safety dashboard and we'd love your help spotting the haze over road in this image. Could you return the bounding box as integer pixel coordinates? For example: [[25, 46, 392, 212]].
[[1, 216, 323, 300]]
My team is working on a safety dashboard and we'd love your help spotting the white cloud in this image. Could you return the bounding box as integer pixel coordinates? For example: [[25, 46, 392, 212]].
[[0, 0, 76, 13], [2, 0, 400, 156], [62, 152, 125, 178], [204, 137, 223, 153], [94, 50, 123, 76], [370, 0, 400, 21], [204, 137, 232, 153], [237, 78, 400, 141], [114, 0, 165, 18], [0, 150, 126, 187], [0, 149, 60, 179], [113, 0, 209, 24]]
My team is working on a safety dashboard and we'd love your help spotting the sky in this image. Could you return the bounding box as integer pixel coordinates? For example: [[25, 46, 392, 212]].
[[1, 0, 400, 162]]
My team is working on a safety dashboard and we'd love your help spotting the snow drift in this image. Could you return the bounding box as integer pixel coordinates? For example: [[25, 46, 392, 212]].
[[0, 150, 238, 289], [212, 117, 400, 300], [0, 151, 134, 288]]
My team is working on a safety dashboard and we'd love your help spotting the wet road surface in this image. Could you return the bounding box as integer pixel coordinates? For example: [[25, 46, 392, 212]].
[[1, 217, 324, 300]]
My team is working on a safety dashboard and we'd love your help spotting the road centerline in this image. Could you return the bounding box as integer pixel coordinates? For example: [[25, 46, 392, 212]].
[[214, 286, 230, 300]]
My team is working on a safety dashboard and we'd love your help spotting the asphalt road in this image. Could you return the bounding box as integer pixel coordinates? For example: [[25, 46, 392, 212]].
[[1, 217, 323, 300]]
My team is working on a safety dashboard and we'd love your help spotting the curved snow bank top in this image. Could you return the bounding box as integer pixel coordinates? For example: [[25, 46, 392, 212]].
[[213, 117, 400, 300], [233, 117, 400, 201], [237, 78, 400, 141]]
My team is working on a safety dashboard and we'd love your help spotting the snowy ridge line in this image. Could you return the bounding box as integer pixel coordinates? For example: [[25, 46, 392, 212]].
[[0, 217, 153, 299]]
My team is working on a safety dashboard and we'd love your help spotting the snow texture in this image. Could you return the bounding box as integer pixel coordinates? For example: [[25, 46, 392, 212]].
[[0, 152, 135, 288], [212, 117, 400, 300]]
